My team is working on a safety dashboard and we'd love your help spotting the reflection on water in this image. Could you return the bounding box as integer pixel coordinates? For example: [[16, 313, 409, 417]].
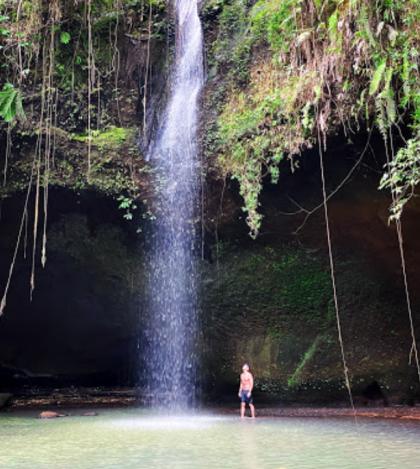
[[0, 409, 419, 468]]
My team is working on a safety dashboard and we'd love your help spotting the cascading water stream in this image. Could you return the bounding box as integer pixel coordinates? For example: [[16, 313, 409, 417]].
[[143, 0, 204, 409]]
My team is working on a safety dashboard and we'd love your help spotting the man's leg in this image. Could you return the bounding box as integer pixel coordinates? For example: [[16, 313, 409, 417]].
[[240, 402, 246, 418], [249, 403, 255, 418]]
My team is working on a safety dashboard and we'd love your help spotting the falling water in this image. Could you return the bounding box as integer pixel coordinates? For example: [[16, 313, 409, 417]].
[[143, 0, 204, 409]]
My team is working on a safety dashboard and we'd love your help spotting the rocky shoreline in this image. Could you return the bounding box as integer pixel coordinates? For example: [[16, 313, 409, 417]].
[[1, 387, 136, 410], [220, 406, 420, 421], [1, 388, 420, 422]]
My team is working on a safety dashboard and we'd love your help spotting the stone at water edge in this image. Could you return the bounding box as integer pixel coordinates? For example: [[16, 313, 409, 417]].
[[39, 411, 67, 419], [82, 411, 98, 416]]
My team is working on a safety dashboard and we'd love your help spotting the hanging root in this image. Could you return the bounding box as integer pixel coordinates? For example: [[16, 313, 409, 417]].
[[317, 118, 356, 415], [30, 161, 41, 299], [387, 130, 420, 382], [142, 1, 153, 137], [0, 156, 37, 316], [1, 0, 59, 314], [112, 0, 122, 124], [396, 220, 420, 381], [86, 0, 92, 179]]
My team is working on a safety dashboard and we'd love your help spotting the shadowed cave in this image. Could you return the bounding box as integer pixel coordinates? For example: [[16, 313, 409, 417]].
[[1, 133, 419, 405]]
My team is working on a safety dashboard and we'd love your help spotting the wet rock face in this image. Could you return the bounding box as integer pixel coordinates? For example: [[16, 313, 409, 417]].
[[200, 136, 420, 404], [0, 138, 419, 404], [0, 191, 142, 388], [200, 242, 420, 404]]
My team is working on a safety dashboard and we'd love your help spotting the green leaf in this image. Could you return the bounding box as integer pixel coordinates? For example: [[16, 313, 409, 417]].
[[328, 10, 338, 35], [0, 83, 25, 123], [369, 59, 386, 96], [60, 31, 71, 45]]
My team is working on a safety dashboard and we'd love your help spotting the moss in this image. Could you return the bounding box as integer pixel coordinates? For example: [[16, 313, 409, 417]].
[[288, 335, 324, 388], [204, 0, 250, 82], [71, 126, 135, 150], [200, 240, 418, 401], [204, 0, 420, 235], [0, 0, 167, 205], [49, 213, 139, 283], [203, 244, 332, 322], [0, 124, 145, 200]]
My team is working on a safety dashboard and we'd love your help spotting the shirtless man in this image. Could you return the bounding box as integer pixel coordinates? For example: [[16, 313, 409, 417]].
[[238, 363, 255, 418]]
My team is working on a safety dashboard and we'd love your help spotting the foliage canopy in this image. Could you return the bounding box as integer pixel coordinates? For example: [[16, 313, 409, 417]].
[[207, 0, 420, 236]]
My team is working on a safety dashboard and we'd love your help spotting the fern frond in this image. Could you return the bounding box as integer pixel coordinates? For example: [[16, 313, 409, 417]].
[[369, 59, 386, 96]]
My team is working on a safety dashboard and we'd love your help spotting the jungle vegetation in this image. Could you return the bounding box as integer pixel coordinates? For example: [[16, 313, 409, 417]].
[[0, 0, 419, 305], [0, 0, 168, 314], [204, 0, 420, 236], [0, 1, 419, 231]]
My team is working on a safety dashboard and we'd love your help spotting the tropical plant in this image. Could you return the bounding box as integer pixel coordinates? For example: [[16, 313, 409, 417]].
[[0, 83, 24, 122]]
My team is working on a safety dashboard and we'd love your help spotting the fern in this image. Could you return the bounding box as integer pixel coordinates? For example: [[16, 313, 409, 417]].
[[359, 3, 376, 48], [385, 91, 396, 124], [380, 135, 420, 221], [369, 59, 386, 96], [328, 9, 338, 35], [380, 68, 396, 124], [375, 98, 388, 141], [400, 45, 411, 105]]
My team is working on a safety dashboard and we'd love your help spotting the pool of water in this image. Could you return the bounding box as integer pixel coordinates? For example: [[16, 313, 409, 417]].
[[0, 409, 419, 468]]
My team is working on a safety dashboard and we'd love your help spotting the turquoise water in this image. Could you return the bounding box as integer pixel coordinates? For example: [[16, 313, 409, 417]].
[[0, 409, 419, 468]]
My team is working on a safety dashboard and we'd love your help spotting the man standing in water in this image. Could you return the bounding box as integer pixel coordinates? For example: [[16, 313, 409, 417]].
[[238, 363, 255, 418]]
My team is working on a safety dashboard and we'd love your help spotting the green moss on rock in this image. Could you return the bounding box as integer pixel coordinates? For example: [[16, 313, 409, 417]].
[[71, 126, 135, 150], [201, 241, 420, 402]]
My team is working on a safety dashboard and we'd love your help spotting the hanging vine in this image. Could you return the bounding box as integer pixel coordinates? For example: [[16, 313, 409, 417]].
[[143, 1, 153, 136], [213, 0, 420, 237], [86, 0, 94, 179], [0, 0, 168, 315]]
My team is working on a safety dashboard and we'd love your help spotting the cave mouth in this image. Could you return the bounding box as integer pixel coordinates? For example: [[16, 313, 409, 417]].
[[1, 127, 420, 407], [0, 188, 142, 391]]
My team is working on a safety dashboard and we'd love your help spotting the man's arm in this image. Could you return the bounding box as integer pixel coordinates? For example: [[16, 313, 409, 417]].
[[247, 374, 254, 397], [238, 375, 243, 397]]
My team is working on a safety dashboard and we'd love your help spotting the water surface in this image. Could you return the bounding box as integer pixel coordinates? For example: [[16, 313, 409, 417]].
[[1, 409, 419, 468]]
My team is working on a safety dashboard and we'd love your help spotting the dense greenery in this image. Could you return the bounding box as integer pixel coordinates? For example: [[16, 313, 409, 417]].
[[0, 0, 419, 231], [205, 0, 420, 236], [0, 0, 168, 315], [0, 0, 167, 198]]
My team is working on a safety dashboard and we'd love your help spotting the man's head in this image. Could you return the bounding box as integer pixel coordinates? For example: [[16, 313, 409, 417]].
[[242, 363, 250, 372]]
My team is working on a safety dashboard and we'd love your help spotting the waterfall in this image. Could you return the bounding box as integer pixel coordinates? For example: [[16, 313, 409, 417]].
[[143, 0, 204, 409]]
